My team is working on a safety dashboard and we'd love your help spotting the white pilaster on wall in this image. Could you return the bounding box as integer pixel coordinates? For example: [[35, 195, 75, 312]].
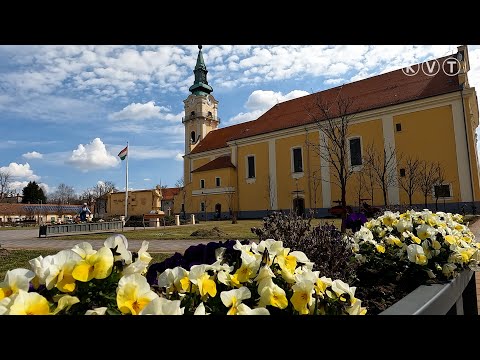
[[231, 146, 237, 166], [319, 130, 331, 208], [452, 99, 473, 201], [269, 139, 278, 210], [202, 123, 207, 140], [382, 115, 400, 205]]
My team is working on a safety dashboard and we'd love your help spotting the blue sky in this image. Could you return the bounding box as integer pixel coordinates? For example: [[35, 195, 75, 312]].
[[1, 45, 479, 198]]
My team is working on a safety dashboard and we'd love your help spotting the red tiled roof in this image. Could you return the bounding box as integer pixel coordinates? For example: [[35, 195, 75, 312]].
[[190, 121, 255, 154], [161, 187, 181, 200], [191, 155, 235, 173], [190, 55, 460, 153]]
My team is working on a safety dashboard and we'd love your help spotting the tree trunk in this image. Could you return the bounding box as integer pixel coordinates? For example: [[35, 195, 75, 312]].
[[408, 194, 413, 207], [382, 187, 388, 207], [424, 195, 428, 209], [340, 186, 347, 233]]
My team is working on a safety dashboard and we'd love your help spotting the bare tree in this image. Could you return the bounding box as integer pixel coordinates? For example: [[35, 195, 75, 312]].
[[310, 169, 322, 218], [352, 170, 368, 209], [418, 161, 440, 209], [175, 177, 188, 220], [201, 192, 210, 222], [0, 171, 11, 200], [92, 181, 117, 199], [362, 158, 376, 207], [223, 190, 237, 224], [306, 93, 356, 232], [364, 143, 400, 207], [80, 188, 95, 207], [175, 176, 184, 189], [49, 183, 76, 204], [398, 156, 421, 207], [433, 163, 447, 212]]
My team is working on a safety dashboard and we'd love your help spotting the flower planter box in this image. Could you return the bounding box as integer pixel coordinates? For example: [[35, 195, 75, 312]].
[[38, 220, 124, 238], [379, 270, 478, 315]]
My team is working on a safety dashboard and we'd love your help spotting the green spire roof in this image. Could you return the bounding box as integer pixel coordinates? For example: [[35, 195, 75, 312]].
[[189, 45, 213, 96]]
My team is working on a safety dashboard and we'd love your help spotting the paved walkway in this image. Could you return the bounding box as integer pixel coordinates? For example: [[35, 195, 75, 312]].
[[468, 219, 480, 315], [0, 228, 211, 253]]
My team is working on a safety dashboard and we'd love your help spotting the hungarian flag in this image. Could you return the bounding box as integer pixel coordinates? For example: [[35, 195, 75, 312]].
[[118, 145, 128, 160]]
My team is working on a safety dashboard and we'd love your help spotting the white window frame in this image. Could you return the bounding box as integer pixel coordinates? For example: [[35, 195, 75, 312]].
[[290, 146, 304, 179], [347, 135, 363, 171], [245, 154, 256, 184], [432, 183, 453, 200], [200, 179, 205, 189]]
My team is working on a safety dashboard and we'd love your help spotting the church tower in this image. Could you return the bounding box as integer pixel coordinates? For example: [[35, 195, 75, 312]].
[[183, 45, 219, 156]]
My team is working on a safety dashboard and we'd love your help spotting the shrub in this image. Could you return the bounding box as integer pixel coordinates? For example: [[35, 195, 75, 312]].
[[124, 215, 144, 227], [162, 215, 176, 226], [252, 212, 357, 283], [251, 212, 312, 245]]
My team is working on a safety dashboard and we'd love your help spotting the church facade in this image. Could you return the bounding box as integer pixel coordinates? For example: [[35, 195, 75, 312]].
[[174, 45, 480, 219]]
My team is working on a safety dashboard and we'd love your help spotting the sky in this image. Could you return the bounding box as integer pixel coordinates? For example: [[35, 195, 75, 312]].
[[1, 45, 480, 199]]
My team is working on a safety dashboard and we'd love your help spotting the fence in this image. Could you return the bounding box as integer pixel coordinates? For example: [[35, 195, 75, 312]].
[[39, 221, 124, 238], [380, 270, 477, 315]]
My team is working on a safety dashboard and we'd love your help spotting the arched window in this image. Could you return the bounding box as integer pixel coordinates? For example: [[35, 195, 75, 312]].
[[191, 131, 196, 143], [191, 111, 195, 116]]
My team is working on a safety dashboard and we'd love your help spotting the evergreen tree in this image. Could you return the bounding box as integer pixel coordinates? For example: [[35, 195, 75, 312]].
[[21, 181, 47, 204]]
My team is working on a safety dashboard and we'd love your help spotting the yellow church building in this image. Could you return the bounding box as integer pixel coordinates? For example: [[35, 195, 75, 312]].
[[174, 45, 480, 219]]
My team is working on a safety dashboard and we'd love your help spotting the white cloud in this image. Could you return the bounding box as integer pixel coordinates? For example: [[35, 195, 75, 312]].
[[8, 181, 50, 195], [67, 138, 119, 171], [144, 178, 151, 181], [23, 151, 43, 159], [175, 153, 184, 161], [109, 101, 169, 121], [132, 146, 184, 160], [226, 89, 310, 125], [468, 47, 480, 97], [228, 110, 265, 126], [0, 45, 470, 109], [0, 162, 40, 180], [324, 78, 345, 85], [39, 183, 50, 195]]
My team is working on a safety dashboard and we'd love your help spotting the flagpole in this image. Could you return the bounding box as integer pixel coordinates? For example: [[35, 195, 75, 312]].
[[125, 141, 129, 220]]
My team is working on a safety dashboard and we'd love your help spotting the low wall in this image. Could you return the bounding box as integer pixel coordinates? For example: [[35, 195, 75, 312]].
[[39, 221, 124, 238]]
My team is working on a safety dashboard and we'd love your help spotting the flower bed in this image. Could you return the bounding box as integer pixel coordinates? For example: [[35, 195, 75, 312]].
[[0, 235, 366, 315]]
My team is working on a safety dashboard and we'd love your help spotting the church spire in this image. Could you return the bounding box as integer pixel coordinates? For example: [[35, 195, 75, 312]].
[[189, 45, 213, 96]]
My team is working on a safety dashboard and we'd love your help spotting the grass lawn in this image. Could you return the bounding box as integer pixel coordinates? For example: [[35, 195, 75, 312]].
[[46, 218, 342, 241], [0, 250, 172, 280]]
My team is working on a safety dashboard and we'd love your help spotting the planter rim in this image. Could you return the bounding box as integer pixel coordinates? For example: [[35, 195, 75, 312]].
[[379, 269, 473, 315]]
